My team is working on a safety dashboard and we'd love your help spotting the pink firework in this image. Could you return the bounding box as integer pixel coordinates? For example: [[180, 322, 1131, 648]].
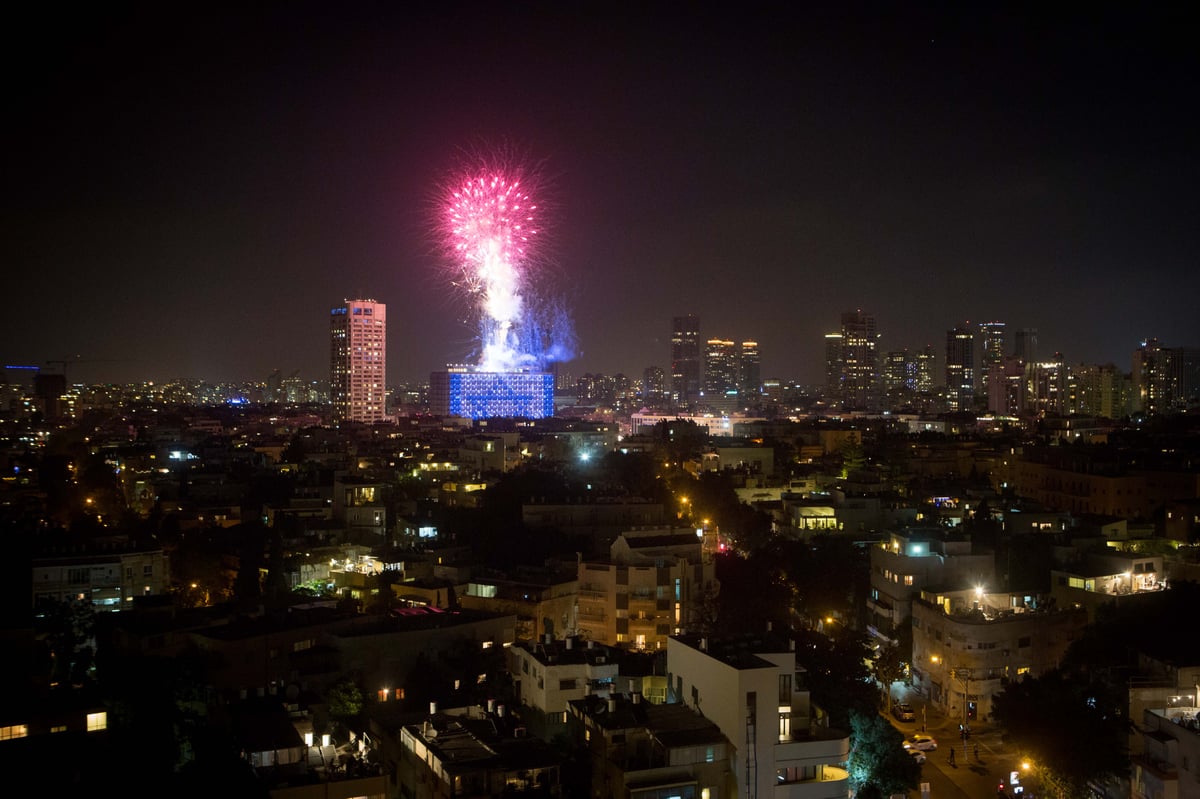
[[441, 166, 542, 370]]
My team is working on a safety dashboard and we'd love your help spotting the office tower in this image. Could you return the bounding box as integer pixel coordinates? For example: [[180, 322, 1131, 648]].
[[642, 365, 667, 407], [824, 333, 843, 400], [1132, 339, 1200, 416], [670, 314, 701, 408], [703, 338, 737, 396], [914, 345, 936, 394], [988, 355, 1025, 415], [945, 324, 975, 412], [978, 321, 1006, 398], [330, 298, 387, 424], [1015, 328, 1039, 364], [1024, 353, 1067, 417], [738, 340, 760, 398], [883, 349, 917, 409], [838, 309, 880, 410]]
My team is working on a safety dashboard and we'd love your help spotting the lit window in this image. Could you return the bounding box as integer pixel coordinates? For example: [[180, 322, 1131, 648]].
[[0, 725, 29, 740], [87, 712, 107, 732]]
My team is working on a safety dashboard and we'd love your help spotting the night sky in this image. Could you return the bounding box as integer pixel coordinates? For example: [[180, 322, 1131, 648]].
[[5, 3, 1197, 387]]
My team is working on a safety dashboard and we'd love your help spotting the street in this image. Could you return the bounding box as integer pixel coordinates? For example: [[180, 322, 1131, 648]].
[[887, 688, 1025, 798]]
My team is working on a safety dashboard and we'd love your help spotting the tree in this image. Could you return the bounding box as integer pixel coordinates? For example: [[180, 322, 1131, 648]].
[[847, 710, 920, 798], [793, 627, 876, 730], [991, 670, 1130, 797], [327, 679, 364, 720], [872, 643, 906, 706]]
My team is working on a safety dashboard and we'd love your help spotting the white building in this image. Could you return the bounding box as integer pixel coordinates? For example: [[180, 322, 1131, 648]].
[[667, 632, 851, 799]]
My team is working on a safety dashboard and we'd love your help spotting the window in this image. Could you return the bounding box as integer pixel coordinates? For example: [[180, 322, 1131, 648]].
[[559, 679, 577, 691], [0, 725, 28, 741], [143, 564, 153, 577], [87, 712, 107, 732], [904, 575, 914, 586], [779, 674, 792, 704], [1017, 636, 1031, 648]]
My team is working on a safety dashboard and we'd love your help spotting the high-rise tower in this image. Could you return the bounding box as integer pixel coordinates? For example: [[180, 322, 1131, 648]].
[[838, 309, 880, 410], [978, 321, 1006, 399], [330, 298, 387, 424], [671, 314, 701, 408], [945, 324, 975, 413]]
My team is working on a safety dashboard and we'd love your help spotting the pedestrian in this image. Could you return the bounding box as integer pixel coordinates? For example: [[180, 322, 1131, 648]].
[[949, 748, 956, 766], [973, 742, 979, 760]]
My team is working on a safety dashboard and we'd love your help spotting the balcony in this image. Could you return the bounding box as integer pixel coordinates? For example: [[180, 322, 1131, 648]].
[[774, 731, 851, 766], [774, 766, 849, 799]]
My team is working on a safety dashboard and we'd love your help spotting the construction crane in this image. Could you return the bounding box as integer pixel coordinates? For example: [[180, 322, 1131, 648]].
[[45, 356, 125, 384]]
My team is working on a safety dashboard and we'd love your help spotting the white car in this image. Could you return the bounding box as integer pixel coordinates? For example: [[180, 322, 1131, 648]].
[[903, 734, 938, 751], [907, 748, 927, 764]]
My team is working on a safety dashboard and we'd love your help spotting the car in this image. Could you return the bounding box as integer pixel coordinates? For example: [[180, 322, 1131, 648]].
[[903, 734, 938, 751], [907, 748, 927, 764], [891, 701, 916, 722]]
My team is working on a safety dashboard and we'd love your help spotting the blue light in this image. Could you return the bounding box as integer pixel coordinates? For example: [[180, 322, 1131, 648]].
[[446, 371, 554, 419]]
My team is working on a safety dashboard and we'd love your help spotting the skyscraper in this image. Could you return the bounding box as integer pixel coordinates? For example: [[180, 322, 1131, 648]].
[[330, 298, 387, 424], [671, 314, 701, 408], [978, 321, 1006, 399], [838, 310, 880, 410], [945, 324, 975, 413], [1014, 328, 1039, 364], [738, 340, 760, 399], [703, 338, 737, 397]]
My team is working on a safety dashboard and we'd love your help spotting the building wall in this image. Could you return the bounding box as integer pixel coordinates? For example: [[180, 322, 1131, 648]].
[[330, 299, 387, 424]]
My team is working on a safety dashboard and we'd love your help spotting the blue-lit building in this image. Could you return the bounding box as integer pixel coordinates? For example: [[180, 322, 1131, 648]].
[[430, 368, 555, 419]]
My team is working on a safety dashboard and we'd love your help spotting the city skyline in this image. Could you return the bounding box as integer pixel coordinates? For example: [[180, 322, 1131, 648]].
[[5, 4, 1197, 386]]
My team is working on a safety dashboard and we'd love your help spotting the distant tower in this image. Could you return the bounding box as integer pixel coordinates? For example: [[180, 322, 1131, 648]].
[[330, 298, 387, 424], [738, 340, 761, 399], [703, 338, 737, 397], [945, 324, 975, 412], [839, 309, 880, 410], [1014, 328, 1039, 364], [914, 345, 936, 394], [642, 365, 666, 407], [824, 333, 843, 400], [978, 321, 1006, 399], [671, 314, 701, 408]]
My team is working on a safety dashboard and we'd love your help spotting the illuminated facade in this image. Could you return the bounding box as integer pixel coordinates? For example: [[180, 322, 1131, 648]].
[[429, 368, 554, 419], [329, 298, 387, 424]]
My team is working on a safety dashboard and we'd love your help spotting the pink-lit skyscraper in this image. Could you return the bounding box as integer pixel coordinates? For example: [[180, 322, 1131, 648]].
[[330, 298, 387, 423]]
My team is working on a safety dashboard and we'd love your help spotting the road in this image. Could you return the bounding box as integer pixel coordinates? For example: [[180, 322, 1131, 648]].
[[886, 689, 1029, 798]]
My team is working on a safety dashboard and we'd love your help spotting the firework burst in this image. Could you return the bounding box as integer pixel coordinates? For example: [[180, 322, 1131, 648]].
[[438, 152, 573, 372]]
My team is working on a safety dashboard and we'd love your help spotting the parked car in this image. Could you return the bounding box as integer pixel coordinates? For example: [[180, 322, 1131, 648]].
[[891, 701, 916, 722], [907, 748, 927, 764], [903, 734, 938, 751]]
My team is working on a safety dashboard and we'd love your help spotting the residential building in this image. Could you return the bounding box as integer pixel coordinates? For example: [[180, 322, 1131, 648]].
[[667, 631, 852, 799], [867, 529, 995, 643], [569, 692, 734, 799], [509, 634, 620, 736], [32, 541, 170, 611], [576, 527, 719, 650], [911, 588, 1088, 724], [330, 298, 387, 424]]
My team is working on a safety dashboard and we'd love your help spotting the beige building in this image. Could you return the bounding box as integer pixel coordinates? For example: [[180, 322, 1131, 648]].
[[577, 527, 718, 650], [911, 588, 1088, 724]]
